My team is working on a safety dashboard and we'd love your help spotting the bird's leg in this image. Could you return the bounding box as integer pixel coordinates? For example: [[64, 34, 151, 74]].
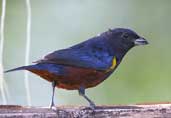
[[50, 81, 56, 109], [78, 87, 96, 110]]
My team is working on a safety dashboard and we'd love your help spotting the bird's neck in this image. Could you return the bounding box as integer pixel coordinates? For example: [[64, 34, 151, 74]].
[[110, 46, 132, 65]]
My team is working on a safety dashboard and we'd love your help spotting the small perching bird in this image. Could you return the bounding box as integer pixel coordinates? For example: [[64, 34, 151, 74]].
[[5, 28, 148, 109]]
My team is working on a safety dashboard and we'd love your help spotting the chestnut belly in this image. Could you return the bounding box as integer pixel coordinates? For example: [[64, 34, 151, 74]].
[[28, 66, 108, 90]]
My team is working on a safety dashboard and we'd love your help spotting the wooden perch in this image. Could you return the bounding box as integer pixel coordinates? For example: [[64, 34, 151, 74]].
[[0, 104, 171, 118]]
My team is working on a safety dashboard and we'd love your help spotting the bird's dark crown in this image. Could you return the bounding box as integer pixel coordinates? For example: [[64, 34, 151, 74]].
[[102, 28, 147, 51], [97, 28, 149, 59]]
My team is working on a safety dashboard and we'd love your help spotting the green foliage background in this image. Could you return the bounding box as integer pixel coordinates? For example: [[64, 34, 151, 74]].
[[1, 0, 171, 106]]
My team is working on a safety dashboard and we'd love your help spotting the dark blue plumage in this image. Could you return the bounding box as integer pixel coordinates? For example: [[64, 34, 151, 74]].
[[6, 63, 65, 76], [5, 28, 148, 109]]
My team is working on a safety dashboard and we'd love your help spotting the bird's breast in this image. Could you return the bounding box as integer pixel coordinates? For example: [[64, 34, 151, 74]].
[[56, 66, 108, 90], [28, 64, 115, 90]]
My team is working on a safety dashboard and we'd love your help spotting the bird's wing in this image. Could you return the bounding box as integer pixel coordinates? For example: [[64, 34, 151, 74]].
[[34, 36, 117, 71], [34, 49, 113, 71], [34, 41, 114, 71]]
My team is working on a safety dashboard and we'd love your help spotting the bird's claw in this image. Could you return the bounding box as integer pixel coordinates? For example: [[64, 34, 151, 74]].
[[50, 102, 56, 109], [89, 102, 96, 110], [50, 104, 57, 111]]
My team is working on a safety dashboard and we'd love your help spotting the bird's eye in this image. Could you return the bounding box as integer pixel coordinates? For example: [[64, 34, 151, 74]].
[[122, 34, 129, 39]]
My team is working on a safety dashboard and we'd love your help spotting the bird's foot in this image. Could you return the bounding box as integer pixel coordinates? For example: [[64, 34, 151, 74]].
[[89, 102, 96, 110], [49, 102, 57, 110]]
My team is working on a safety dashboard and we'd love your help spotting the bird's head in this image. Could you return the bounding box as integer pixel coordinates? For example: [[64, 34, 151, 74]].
[[103, 28, 148, 53]]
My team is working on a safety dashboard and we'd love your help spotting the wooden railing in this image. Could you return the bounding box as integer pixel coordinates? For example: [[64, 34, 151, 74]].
[[0, 104, 171, 118]]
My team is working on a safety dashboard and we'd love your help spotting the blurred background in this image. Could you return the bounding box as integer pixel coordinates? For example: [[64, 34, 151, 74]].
[[0, 0, 171, 107]]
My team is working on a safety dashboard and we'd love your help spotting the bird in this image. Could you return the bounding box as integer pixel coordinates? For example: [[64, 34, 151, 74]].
[[5, 28, 148, 109]]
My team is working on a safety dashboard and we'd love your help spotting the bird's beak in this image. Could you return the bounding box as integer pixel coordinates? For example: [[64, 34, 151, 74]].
[[134, 38, 149, 46]]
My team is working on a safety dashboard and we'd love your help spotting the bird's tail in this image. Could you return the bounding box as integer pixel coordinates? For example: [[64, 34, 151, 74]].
[[4, 65, 33, 73]]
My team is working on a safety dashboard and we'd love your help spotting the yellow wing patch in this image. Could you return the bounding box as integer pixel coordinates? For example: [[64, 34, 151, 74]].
[[105, 57, 117, 73]]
